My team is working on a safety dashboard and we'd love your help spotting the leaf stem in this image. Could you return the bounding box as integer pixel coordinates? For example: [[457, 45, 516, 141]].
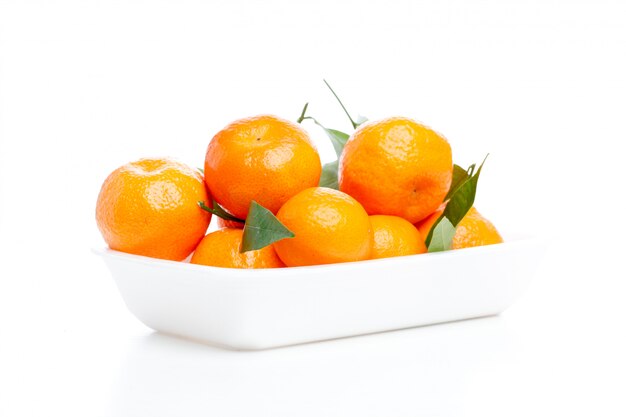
[[297, 102, 309, 124], [323, 79, 358, 130], [298, 115, 325, 131], [198, 201, 245, 223]]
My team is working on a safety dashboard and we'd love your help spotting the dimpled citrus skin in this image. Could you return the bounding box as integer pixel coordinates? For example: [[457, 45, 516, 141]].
[[417, 207, 503, 249], [339, 117, 453, 224], [96, 158, 211, 261], [190, 228, 285, 268], [204, 115, 322, 219], [369, 215, 427, 259], [451, 207, 503, 249], [274, 187, 371, 267]]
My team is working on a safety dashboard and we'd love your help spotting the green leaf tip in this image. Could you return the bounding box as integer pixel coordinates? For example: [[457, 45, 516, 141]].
[[240, 201, 295, 253], [355, 115, 369, 127], [425, 155, 489, 251], [443, 155, 488, 227], [427, 217, 455, 253]]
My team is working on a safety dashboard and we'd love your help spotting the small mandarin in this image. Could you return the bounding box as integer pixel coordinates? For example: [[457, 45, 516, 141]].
[[190, 228, 285, 268], [339, 117, 453, 224], [417, 206, 503, 249], [96, 158, 211, 261], [451, 207, 503, 249], [369, 215, 427, 259], [204, 115, 322, 219], [273, 187, 371, 267]]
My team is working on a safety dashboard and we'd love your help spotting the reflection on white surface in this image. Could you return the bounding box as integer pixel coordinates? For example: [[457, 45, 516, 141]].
[[108, 316, 515, 417]]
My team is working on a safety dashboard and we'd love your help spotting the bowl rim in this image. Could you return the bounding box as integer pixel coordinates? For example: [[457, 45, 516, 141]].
[[92, 234, 544, 278]]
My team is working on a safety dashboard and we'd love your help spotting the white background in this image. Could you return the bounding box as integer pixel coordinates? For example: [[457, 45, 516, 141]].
[[1, 0, 625, 416]]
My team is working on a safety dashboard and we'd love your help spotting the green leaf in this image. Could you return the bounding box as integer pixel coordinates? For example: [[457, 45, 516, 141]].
[[425, 155, 489, 250], [240, 201, 295, 252], [300, 116, 350, 158], [445, 164, 470, 201], [197, 167, 204, 174], [322, 127, 350, 158], [443, 156, 487, 226], [198, 200, 244, 223], [296, 103, 350, 158], [355, 115, 368, 127], [427, 217, 455, 253], [319, 160, 339, 190]]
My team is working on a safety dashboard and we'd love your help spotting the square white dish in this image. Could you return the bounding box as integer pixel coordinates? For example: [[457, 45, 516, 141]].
[[95, 235, 544, 350]]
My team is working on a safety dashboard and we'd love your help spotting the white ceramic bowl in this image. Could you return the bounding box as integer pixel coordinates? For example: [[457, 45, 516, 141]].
[[95, 235, 544, 350]]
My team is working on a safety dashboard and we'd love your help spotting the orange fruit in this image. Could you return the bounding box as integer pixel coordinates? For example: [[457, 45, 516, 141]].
[[96, 158, 211, 261], [190, 228, 285, 268], [452, 207, 503, 249], [273, 187, 371, 267], [204, 115, 322, 219], [216, 217, 244, 229], [415, 204, 445, 239], [417, 207, 503, 249], [339, 117, 453, 224], [369, 215, 427, 259]]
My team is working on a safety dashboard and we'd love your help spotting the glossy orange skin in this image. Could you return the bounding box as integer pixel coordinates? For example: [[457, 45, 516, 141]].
[[415, 204, 445, 239], [274, 187, 371, 267], [369, 215, 427, 259], [216, 217, 244, 229], [417, 207, 503, 249], [451, 207, 503, 249], [204, 115, 322, 219], [190, 228, 285, 269], [96, 158, 211, 261], [339, 117, 453, 224]]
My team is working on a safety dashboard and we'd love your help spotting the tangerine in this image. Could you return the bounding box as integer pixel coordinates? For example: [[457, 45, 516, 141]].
[[339, 117, 452, 224], [96, 158, 211, 261], [417, 206, 503, 249], [190, 228, 285, 268], [369, 215, 426, 259], [204, 115, 322, 219], [273, 187, 371, 267]]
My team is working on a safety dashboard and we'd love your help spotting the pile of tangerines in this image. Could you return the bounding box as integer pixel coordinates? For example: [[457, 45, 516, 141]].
[[96, 93, 503, 269]]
